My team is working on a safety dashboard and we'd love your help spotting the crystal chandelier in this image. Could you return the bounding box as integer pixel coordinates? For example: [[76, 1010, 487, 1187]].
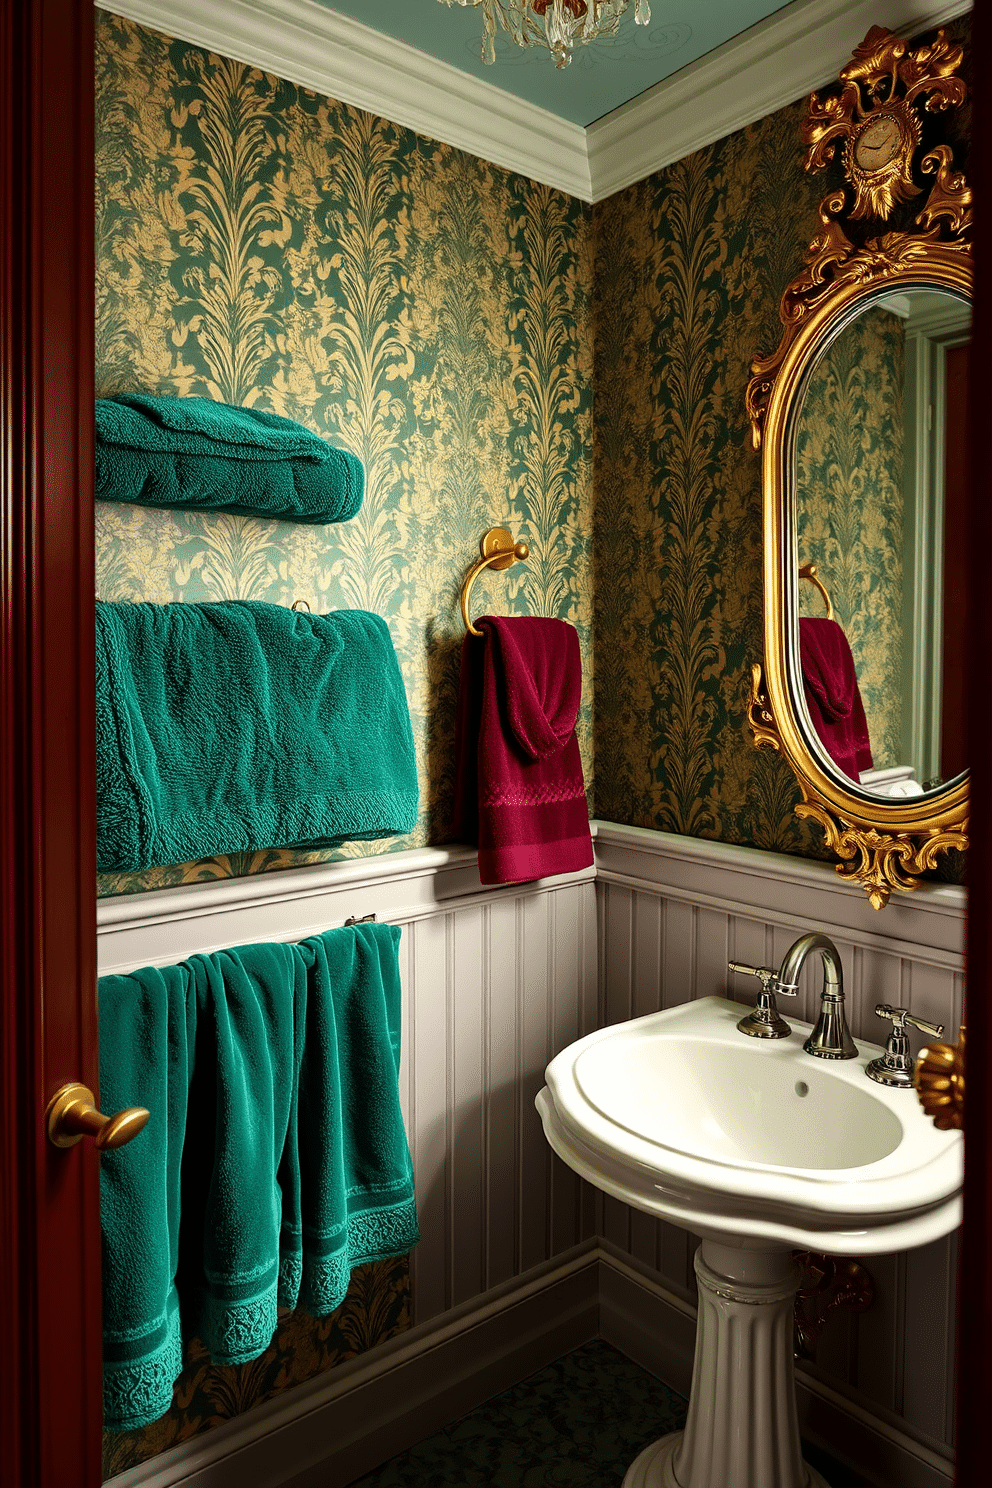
[[438, 0, 651, 70]]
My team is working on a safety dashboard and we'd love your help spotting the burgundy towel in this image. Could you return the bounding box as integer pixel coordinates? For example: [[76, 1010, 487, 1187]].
[[453, 616, 593, 885], [799, 617, 873, 783]]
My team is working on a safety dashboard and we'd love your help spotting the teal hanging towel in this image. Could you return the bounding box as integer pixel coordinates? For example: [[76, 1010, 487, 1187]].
[[95, 600, 419, 871], [95, 394, 364, 524], [99, 921, 419, 1432]]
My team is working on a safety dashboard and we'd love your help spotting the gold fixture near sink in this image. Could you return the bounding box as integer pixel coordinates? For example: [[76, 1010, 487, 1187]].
[[793, 1251, 875, 1360], [745, 25, 970, 909], [916, 1027, 965, 1130]]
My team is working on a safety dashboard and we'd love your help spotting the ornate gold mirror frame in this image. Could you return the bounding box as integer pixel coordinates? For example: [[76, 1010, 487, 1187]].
[[746, 25, 971, 909]]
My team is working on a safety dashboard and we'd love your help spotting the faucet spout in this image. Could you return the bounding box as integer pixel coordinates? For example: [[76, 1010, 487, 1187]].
[[779, 933, 858, 1060]]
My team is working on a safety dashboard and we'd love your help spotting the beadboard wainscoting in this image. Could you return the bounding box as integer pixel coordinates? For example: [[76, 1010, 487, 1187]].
[[594, 821, 964, 1478], [97, 846, 602, 1336], [100, 827, 962, 1488]]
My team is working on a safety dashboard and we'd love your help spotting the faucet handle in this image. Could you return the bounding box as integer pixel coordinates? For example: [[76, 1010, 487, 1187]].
[[867, 1005, 945, 1086], [728, 962, 797, 997], [728, 962, 794, 1040], [874, 1003, 944, 1039]]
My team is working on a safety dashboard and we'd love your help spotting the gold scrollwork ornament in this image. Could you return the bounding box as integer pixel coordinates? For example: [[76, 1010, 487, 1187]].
[[747, 669, 967, 910], [745, 25, 970, 907]]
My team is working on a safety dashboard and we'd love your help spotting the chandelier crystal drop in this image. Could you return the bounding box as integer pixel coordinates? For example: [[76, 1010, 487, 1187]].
[[438, 0, 650, 70]]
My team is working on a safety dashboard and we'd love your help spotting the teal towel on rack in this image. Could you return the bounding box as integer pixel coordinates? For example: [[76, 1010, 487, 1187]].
[[95, 600, 419, 872], [285, 926, 419, 1315], [95, 394, 364, 525], [98, 963, 197, 1432], [99, 921, 419, 1432]]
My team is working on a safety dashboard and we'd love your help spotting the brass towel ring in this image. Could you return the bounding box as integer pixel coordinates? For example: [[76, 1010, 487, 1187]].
[[291, 598, 312, 613], [460, 527, 530, 637], [799, 563, 834, 621]]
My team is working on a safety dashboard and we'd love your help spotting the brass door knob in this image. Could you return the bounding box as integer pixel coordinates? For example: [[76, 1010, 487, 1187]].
[[45, 1082, 150, 1151]]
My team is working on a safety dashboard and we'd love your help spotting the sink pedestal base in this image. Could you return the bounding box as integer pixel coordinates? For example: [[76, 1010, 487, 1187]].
[[622, 1240, 831, 1488]]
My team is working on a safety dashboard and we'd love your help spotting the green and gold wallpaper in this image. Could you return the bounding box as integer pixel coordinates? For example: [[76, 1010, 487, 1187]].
[[592, 15, 967, 856], [592, 100, 830, 856], [95, 10, 594, 898], [796, 307, 906, 772]]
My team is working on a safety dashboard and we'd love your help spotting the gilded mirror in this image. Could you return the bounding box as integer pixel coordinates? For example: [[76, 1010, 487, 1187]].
[[746, 25, 971, 908]]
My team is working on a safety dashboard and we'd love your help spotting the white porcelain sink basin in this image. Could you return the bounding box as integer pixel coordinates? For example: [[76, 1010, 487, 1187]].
[[536, 995, 962, 1254]]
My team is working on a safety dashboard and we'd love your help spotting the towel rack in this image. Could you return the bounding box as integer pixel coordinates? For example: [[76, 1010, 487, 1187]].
[[799, 563, 834, 621], [460, 527, 530, 637]]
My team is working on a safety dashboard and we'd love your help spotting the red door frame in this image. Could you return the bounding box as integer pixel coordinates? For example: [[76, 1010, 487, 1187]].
[[0, 2, 100, 1485]]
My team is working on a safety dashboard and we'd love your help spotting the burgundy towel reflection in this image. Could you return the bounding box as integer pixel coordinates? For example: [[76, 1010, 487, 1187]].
[[799, 617, 873, 783], [453, 616, 593, 885]]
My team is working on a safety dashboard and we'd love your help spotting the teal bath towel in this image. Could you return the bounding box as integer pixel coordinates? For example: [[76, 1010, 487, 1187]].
[[99, 921, 419, 1431], [96, 394, 364, 524], [95, 600, 419, 872]]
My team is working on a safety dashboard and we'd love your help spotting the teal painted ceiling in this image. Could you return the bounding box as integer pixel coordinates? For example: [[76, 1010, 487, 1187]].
[[318, 1, 794, 127]]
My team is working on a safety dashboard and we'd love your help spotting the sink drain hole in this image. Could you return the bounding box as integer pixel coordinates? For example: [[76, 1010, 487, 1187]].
[[794, 1080, 810, 1098]]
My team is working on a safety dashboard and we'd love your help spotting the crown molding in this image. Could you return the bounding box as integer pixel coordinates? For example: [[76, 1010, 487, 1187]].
[[96, 0, 969, 204], [587, 0, 972, 202], [94, 0, 592, 200]]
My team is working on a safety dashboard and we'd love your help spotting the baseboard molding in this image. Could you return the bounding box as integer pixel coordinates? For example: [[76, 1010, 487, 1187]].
[[106, 1240, 953, 1488], [797, 1374, 954, 1488], [106, 1242, 601, 1488]]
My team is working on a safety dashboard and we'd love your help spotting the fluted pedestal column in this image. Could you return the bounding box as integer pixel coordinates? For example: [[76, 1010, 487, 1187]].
[[623, 1240, 831, 1488]]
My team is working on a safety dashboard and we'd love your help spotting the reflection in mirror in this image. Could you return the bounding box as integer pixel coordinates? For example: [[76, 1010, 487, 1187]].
[[794, 288, 970, 802]]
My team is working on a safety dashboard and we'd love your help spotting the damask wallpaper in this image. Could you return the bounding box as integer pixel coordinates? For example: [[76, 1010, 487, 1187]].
[[592, 15, 967, 858], [796, 307, 906, 773], [95, 10, 594, 898], [592, 98, 831, 857]]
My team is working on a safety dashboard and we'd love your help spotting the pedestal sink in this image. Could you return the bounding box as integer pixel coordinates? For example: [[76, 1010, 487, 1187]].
[[535, 996, 962, 1488]]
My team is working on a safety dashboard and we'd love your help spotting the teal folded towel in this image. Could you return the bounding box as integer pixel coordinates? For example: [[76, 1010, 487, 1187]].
[[100, 921, 419, 1431], [95, 600, 419, 871], [96, 394, 364, 524]]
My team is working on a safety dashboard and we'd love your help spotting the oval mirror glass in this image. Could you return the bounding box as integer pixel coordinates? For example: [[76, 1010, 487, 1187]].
[[791, 285, 970, 804]]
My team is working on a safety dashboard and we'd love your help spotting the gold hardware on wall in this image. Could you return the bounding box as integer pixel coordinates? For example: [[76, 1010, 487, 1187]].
[[460, 527, 530, 636], [915, 1027, 965, 1131], [798, 563, 834, 621], [45, 1082, 150, 1151], [745, 24, 970, 909], [792, 1250, 874, 1359]]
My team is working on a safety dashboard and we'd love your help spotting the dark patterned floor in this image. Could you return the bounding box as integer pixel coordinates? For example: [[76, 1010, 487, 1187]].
[[346, 1340, 867, 1487]]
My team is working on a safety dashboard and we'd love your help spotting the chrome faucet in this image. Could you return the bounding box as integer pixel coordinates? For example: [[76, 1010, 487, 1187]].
[[781, 932, 858, 1059], [727, 960, 796, 1038], [729, 932, 857, 1059], [866, 1004, 944, 1087]]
